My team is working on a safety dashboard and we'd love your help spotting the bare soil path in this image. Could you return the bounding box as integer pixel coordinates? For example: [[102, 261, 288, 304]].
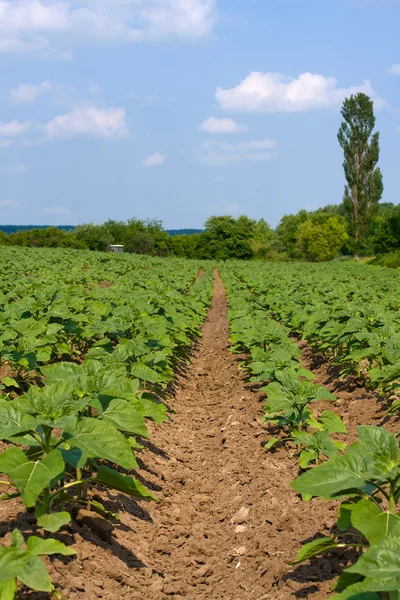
[[108, 271, 341, 600], [3, 272, 348, 600]]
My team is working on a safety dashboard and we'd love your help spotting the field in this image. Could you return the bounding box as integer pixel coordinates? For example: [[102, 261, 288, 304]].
[[1, 247, 400, 599]]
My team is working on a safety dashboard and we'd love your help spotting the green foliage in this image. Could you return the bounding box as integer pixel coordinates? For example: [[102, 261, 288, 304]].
[[197, 215, 256, 260], [296, 215, 348, 262], [291, 426, 400, 598], [0, 528, 75, 597], [222, 266, 346, 465], [0, 227, 86, 250], [0, 248, 214, 598], [275, 210, 309, 258], [338, 93, 383, 247]]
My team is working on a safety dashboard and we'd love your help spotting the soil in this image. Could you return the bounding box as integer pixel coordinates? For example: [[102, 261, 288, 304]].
[[0, 272, 394, 599]]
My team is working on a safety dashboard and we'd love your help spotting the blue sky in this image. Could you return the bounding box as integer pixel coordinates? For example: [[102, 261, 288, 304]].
[[0, 0, 399, 229]]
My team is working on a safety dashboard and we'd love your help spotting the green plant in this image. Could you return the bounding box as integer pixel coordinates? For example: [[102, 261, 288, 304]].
[[291, 426, 400, 598], [0, 529, 75, 598]]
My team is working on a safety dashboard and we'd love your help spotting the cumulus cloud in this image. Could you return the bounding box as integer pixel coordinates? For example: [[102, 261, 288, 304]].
[[216, 71, 382, 113], [0, 120, 30, 137], [42, 205, 71, 215], [0, 199, 21, 208], [45, 107, 128, 139], [389, 64, 400, 75], [195, 139, 278, 166], [0, 106, 128, 143], [199, 116, 247, 134], [10, 80, 52, 104], [138, 152, 167, 168], [0, 0, 217, 58], [0, 164, 28, 175]]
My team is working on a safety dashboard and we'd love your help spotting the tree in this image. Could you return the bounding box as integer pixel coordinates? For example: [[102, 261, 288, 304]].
[[337, 93, 383, 246], [275, 210, 309, 258], [296, 216, 348, 262], [197, 215, 256, 260]]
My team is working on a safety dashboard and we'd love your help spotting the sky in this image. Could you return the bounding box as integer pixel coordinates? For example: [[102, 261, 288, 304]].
[[0, 0, 399, 229]]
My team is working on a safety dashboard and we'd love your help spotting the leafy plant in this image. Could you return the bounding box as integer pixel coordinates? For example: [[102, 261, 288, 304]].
[[291, 426, 400, 598], [0, 529, 75, 598]]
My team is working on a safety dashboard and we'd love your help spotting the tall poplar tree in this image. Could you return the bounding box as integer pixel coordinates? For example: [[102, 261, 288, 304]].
[[337, 93, 383, 244]]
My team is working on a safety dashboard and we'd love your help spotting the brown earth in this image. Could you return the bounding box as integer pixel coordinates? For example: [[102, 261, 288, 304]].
[[1, 272, 382, 600]]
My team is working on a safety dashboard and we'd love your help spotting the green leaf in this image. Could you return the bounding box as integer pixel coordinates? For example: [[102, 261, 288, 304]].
[[351, 498, 399, 545], [7, 450, 64, 509], [358, 425, 399, 460], [264, 438, 280, 451], [130, 363, 165, 384], [94, 465, 157, 500], [60, 446, 87, 469], [101, 399, 149, 438], [319, 411, 348, 434], [346, 536, 400, 587], [9, 461, 52, 508], [0, 578, 17, 600], [338, 501, 357, 532], [292, 536, 338, 564], [65, 418, 137, 470], [0, 378, 19, 389], [299, 449, 318, 469], [0, 548, 51, 592], [26, 537, 75, 556], [11, 530, 24, 550], [0, 447, 28, 475], [41, 450, 65, 483], [0, 405, 38, 440], [333, 570, 364, 592], [129, 394, 168, 424], [332, 580, 380, 599], [16, 554, 52, 592], [37, 512, 71, 533], [291, 452, 367, 499]]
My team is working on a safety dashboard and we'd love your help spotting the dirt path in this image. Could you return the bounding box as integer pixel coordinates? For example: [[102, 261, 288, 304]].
[[115, 272, 342, 600], [4, 272, 347, 600]]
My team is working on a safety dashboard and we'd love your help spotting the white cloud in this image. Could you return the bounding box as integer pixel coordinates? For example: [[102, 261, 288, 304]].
[[0, 164, 28, 175], [216, 71, 382, 113], [10, 80, 52, 104], [195, 138, 278, 166], [0, 107, 128, 143], [0, 120, 30, 137], [42, 205, 70, 215], [395, 126, 400, 133], [45, 106, 128, 139], [199, 116, 247, 134], [0, 0, 217, 58], [0, 199, 20, 208], [138, 152, 167, 168], [389, 64, 400, 75]]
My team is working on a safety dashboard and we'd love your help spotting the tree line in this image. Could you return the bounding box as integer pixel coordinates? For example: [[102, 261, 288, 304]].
[[0, 93, 397, 263]]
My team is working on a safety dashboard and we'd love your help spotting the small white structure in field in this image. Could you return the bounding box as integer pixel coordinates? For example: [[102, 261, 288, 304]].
[[108, 245, 124, 253]]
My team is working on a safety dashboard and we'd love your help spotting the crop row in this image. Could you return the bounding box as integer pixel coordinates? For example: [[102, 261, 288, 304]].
[[221, 262, 400, 600], [230, 261, 400, 408], [0, 247, 213, 597]]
